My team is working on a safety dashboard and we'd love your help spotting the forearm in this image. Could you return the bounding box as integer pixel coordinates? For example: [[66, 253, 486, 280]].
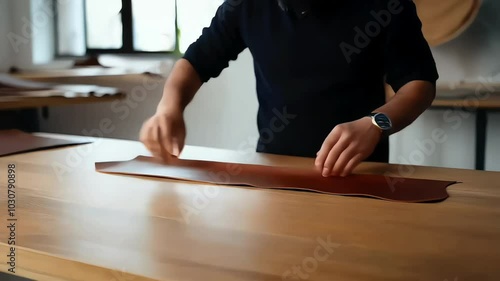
[[374, 80, 436, 134], [157, 59, 203, 113]]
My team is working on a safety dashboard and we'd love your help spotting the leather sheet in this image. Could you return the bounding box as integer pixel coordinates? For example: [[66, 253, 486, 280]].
[[0, 130, 91, 157], [95, 156, 457, 203]]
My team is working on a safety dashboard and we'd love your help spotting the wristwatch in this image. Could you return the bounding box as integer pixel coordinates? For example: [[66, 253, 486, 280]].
[[369, 112, 392, 137]]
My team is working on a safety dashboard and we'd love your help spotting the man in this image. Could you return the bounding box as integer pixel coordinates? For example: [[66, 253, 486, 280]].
[[140, 0, 438, 177]]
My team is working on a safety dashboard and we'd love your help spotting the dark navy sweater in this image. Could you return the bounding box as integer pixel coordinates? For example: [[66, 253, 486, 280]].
[[184, 0, 438, 161]]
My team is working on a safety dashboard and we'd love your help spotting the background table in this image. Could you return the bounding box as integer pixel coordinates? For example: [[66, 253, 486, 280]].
[[0, 134, 499, 281], [1, 70, 169, 112], [432, 94, 500, 171], [1, 66, 169, 111], [0, 71, 135, 111], [386, 82, 500, 171], [0, 95, 125, 111]]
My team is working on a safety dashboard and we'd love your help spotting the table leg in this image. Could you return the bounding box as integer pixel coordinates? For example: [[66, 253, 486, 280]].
[[475, 109, 487, 170]]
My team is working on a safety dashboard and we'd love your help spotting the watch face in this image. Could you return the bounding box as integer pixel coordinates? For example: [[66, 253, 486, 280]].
[[374, 113, 392, 130]]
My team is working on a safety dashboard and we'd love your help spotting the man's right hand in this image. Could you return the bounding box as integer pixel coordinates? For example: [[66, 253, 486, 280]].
[[139, 58, 202, 160], [140, 107, 186, 160]]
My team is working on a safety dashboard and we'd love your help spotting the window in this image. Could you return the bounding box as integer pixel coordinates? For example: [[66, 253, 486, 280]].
[[85, 0, 124, 50], [177, 0, 224, 53], [55, 0, 223, 56]]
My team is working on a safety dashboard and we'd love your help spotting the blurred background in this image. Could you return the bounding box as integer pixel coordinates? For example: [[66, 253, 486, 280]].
[[0, 0, 499, 171]]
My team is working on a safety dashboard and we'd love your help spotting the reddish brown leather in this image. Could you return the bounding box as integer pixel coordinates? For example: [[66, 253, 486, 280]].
[[0, 130, 91, 157], [95, 156, 456, 203]]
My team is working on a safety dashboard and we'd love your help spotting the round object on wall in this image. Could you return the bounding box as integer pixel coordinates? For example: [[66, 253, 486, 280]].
[[413, 0, 482, 46]]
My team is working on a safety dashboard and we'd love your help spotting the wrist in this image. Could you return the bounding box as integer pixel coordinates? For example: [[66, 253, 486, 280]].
[[157, 87, 188, 115], [156, 101, 183, 116], [362, 116, 383, 140]]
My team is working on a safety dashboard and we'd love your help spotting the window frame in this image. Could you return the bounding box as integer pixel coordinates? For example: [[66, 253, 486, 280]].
[[54, 0, 180, 57]]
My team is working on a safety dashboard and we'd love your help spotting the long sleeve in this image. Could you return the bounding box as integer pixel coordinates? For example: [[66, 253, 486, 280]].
[[183, 1, 247, 83]]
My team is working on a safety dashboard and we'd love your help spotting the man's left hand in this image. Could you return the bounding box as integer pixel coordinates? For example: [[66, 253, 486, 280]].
[[315, 117, 381, 177]]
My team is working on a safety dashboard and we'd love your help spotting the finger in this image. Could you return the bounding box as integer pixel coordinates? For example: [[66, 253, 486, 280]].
[[341, 153, 365, 177], [176, 125, 186, 156], [152, 124, 167, 160], [322, 137, 350, 177], [331, 146, 356, 176], [140, 123, 159, 154], [171, 129, 186, 158], [139, 122, 148, 144], [139, 119, 153, 146], [315, 129, 342, 170], [171, 137, 180, 157], [158, 118, 174, 159], [144, 134, 163, 159], [149, 147, 163, 159]]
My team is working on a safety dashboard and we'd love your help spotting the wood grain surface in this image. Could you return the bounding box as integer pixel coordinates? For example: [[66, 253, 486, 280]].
[[431, 95, 500, 109], [0, 134, 499, 281]]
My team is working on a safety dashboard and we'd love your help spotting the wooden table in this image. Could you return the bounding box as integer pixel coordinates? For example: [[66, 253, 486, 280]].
[[12, 67, 158, 79], [0, 95, 125, 111], [432, 94, 500, 109], [1, 69, 166, 111], [0, 134, 499, 281]]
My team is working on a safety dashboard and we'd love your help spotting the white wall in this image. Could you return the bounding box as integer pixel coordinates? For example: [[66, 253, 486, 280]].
[[1, 0, 55, 70], [36, 74, 170, 141], [184, 50, 258, 150], [0, 0, 13, 71], [9, 0, 34, 68], [390, 0, 500, 171]]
